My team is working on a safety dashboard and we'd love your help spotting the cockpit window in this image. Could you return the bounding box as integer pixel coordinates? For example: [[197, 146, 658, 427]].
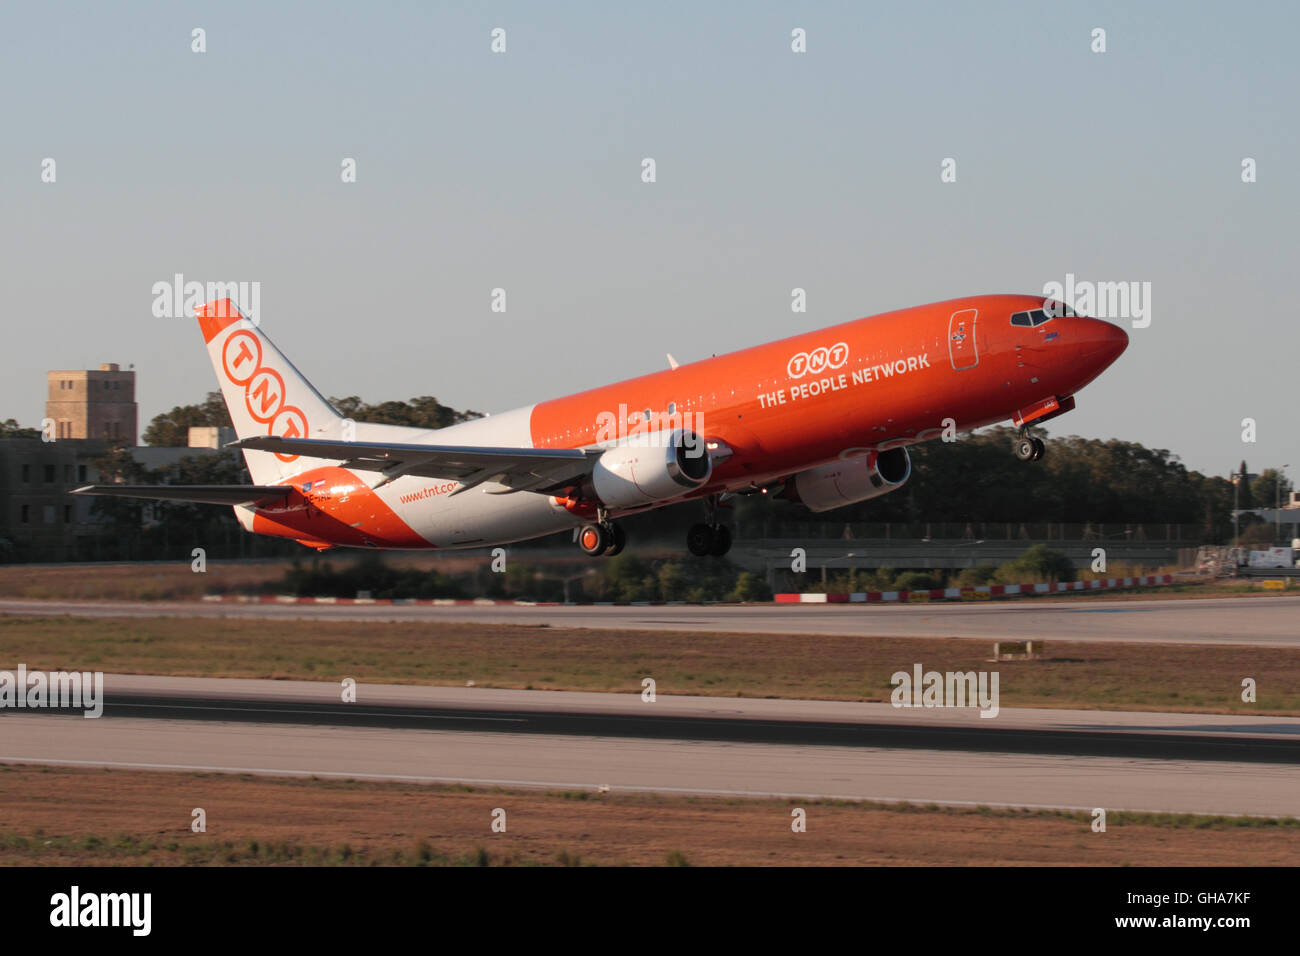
[[1010, 308, 1059, 327], [1011, 300, 1077, 327]]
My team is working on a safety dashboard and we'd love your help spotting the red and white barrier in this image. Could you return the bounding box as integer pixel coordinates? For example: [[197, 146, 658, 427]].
[[195, 573, 1174, 607], [774, 574, 1174, 604]]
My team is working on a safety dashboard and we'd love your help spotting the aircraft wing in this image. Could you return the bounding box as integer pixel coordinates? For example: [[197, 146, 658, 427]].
[[71, 484, 294, 506], [232, 436, 600, 495]]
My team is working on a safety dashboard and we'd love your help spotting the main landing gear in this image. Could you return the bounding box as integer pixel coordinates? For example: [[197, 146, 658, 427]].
[[1014, 429, 1045, 462], [577, 511, 626, 557], [687, 495, 732, 557]]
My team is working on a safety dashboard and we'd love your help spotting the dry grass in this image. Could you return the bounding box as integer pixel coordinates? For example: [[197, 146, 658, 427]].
[[0, 555, 496, 601], [3, 615, 1298, 713], [2, 765, 1296, 866]]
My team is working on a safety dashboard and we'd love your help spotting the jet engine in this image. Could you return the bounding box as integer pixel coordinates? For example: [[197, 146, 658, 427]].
[[785, 447, 911, 512], [591, 429, 713, 509]]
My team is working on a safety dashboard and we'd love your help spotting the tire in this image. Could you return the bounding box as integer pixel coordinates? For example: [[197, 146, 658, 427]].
[[578, 523, 610, 556], [708, 525, 732, 557], [686, 523, 715, 557], [604, 523, 627, 556], [1015, 437, 1035, 461], [1030, 437, 1045, 461]]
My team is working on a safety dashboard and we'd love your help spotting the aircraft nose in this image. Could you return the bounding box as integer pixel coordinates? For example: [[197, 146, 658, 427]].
[[1080, 317, 1128, 367]]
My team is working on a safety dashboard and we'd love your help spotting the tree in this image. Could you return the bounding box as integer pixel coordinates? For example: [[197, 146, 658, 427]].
[[764, 426, 1235, 538], [329, 395, 482, 430], [1250, 468, 1293, 512], [1237, 523, 1278, 546], [142, 392, 232, 446], [0, 418, 41, 439], [85, 447, 152, 538]]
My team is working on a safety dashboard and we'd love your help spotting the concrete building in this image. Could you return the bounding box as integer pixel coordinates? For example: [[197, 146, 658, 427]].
[[2, 364, 238, 561], [45, 363, 137, 442], [187, 426, 237, 449], [0, 436, 111, 561]]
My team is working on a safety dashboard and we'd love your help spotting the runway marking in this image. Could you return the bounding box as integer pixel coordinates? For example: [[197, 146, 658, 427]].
[[0, 755, 1292, 819], [1065, 608, 1150, 614], [106, 701, 524, 722]]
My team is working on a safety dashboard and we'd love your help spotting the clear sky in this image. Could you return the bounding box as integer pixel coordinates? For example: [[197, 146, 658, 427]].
[[3, 1, 1296, 480]]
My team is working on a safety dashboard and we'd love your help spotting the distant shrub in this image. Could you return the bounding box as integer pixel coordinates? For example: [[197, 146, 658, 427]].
[[993, 544, 1076, 584], [278, 554, 465, 599], [954, 564, 999, 587], [893, 571, 940, 591], [727, 571, 773, 602]]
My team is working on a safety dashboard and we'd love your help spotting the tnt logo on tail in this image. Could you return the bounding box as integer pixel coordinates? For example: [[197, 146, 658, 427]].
[[220, 329, 307, 461], [197, 299, 342, 482]]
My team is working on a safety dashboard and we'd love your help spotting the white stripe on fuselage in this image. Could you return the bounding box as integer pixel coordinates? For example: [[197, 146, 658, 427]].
[[355, 405, 578, 548]]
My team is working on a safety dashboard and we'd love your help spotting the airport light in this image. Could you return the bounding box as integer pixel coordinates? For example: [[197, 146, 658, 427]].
[[535, 568, 597, 603], [1230, 464, 1257, 544], [1278, 464, 1291, 544]]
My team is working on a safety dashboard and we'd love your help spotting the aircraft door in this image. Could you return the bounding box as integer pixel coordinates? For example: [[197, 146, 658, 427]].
[[948, 308, 978, 370]]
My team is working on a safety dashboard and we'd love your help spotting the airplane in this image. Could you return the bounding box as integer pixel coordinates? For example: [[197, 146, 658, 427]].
[[74, 294, 1127, 557]]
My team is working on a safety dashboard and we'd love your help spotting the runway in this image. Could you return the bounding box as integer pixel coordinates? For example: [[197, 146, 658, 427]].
[[1, 594, 1298, 646], [5, 676, 1299, 816]]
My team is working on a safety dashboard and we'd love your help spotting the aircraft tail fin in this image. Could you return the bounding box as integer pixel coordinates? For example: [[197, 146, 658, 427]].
[[197, 298, 345, 484]]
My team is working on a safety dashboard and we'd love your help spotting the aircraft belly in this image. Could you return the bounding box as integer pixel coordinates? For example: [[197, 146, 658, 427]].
[[396, 481, 576, 548]]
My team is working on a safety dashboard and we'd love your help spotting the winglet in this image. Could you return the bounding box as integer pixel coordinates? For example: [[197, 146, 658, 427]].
[[197, 298, 247, 345]]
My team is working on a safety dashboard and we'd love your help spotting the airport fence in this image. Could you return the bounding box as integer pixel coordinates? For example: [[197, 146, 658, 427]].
[[748, 521, 1204, 542]]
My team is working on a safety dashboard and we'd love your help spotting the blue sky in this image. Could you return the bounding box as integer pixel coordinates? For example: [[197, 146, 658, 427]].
[[3, 1, 1297, 478]]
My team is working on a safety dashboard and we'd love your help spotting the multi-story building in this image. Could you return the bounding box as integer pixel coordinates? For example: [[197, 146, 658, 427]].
[[45, 363, 138, 442]]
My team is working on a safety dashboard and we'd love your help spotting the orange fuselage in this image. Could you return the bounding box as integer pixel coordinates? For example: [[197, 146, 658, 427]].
[[241, 293, 1127, 549]]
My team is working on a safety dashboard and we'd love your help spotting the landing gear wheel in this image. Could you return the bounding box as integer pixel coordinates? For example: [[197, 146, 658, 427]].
[[686, 523, 715, 557], [1030, 437, 1045, 461], [603, 523, 627, 556], [708, 525, 732, 557], [1015, 437, 1036, 461], [578, 523, 610, 556]]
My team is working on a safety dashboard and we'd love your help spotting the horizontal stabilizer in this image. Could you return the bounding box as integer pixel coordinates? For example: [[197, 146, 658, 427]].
[[71, 484, 293, 506]]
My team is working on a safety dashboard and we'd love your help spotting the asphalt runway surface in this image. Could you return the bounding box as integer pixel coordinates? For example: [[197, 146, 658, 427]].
[[1, 594, 1298, 646], [4, 677, 1299, 816]]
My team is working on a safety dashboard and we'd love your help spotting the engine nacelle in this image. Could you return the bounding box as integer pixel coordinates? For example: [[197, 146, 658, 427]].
[[591, 429, 713, 509], [787, 447, 911, 513]]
